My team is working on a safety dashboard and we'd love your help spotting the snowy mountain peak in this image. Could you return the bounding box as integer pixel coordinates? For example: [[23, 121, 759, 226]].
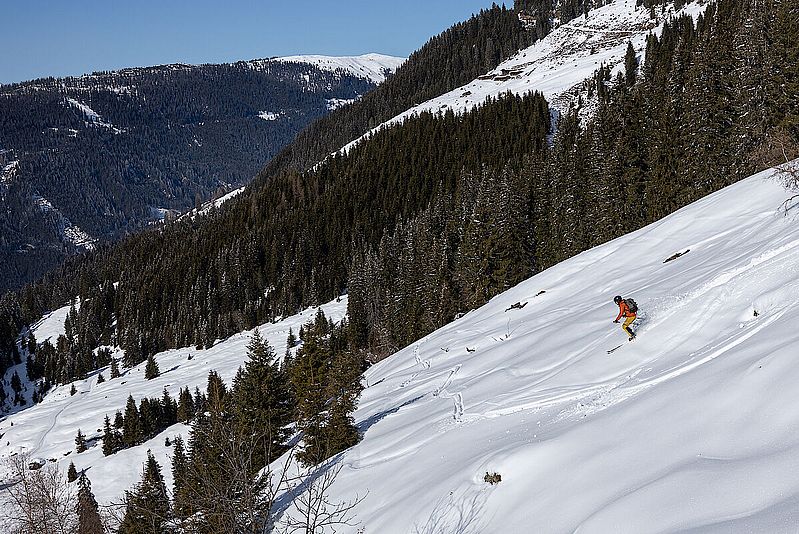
[[257, 53, 406, 84]]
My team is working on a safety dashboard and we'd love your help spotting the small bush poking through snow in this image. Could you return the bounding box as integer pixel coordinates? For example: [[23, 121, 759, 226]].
[[484, 472, 502, 485]]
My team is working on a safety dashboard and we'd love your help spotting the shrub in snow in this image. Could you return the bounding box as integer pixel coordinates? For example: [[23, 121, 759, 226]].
[[484, 472, 502, 485]]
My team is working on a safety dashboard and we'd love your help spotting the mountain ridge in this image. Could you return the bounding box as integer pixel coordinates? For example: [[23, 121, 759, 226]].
[[0, 54, 402, 291]]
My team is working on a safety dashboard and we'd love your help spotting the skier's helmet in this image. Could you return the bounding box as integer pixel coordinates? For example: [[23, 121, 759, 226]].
[[613, 295, 623, 304]]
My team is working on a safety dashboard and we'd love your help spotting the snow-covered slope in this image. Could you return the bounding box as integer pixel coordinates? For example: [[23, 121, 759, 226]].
[[338, 1, 705, 155], [3, 163, 799, 531], [270, 53, 405, 84], [281, 167, 799, 533], [0, 299, 347, 505]]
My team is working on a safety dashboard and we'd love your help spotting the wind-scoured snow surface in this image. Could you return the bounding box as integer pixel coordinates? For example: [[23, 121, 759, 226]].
[[272, 168, 798, 533], [272, 53, 405, 84], [0, 299, 347, 506], [339, 0, 705, 155]]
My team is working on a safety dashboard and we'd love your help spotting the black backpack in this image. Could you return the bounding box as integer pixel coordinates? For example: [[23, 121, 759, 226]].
[[624, 298, 638, 314]]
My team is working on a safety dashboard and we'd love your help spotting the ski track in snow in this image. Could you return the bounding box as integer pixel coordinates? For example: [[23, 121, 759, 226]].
[[432, 364, 464, 422]]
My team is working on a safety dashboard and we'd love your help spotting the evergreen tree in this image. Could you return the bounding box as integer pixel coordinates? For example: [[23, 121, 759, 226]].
[[11, 371, 23, 405], [110, 358, 120, 379], [171, 435, 190, 520], [96, 373, 105, 384], [70, 383, 77, 396], [122, 395, 140, 447], [138, 398, 157, 440], [102, 414, 117, 456], [113, 410, 124, 429], [291, 325, 331, 466], [176, 387, 195, 423], [323, 349, 364, 457], [206, 370, 227, 412], [624, 41, 638, 86], [289, 318, 362, 465], [193, 386, 208, 415], [67, 461, 78, 483], [76, 472, 104, 534], [160, 387, 177, 428], [26, 332, 37, 355], [119, 451, 171, 534], [231, 329, 292, 468], [144, 354, 160, 380], [75, 429, 87, 453]]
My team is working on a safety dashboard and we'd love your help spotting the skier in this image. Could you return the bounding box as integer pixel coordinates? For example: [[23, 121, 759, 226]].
[[613, 295, 637, 340]]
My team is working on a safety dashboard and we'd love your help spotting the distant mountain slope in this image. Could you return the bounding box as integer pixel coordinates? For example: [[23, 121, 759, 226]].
[[338, 0, 705, 155], [259, 4, 535, 176], [0, 54, 402, 291]]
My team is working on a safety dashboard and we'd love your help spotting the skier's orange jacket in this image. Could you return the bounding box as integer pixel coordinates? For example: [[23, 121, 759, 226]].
[[615, 300, 635, 321]]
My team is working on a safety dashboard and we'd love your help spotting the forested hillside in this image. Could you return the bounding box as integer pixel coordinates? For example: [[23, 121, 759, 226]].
[[260, 4, 535, 176], [2, 0, 798, 403], [0, 59, 386, 291]]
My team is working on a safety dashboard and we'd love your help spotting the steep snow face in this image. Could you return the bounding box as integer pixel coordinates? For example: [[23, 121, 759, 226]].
[[3, 165, 799, 531], [0, 298, 347, 506], [0, 160, 18, 200], [270, 53, 405, 84], [32, 194, 97, 250], [30, 299, 80, 344], [338, 0, 706, 155], [178, 186, 245, 221], [65, 97, 122, 133], [278, 168, 799, 533]]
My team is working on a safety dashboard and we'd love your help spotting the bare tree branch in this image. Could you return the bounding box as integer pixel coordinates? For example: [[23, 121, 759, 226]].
[[2, 453, 77, 534], [279, 462, 366, 534]]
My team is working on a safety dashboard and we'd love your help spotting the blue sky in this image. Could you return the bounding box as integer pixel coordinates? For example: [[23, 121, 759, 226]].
[[0, 1, 500, 85]]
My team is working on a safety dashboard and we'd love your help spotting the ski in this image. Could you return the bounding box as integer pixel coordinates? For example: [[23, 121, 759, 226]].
[[607, 344, 624, 354]]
